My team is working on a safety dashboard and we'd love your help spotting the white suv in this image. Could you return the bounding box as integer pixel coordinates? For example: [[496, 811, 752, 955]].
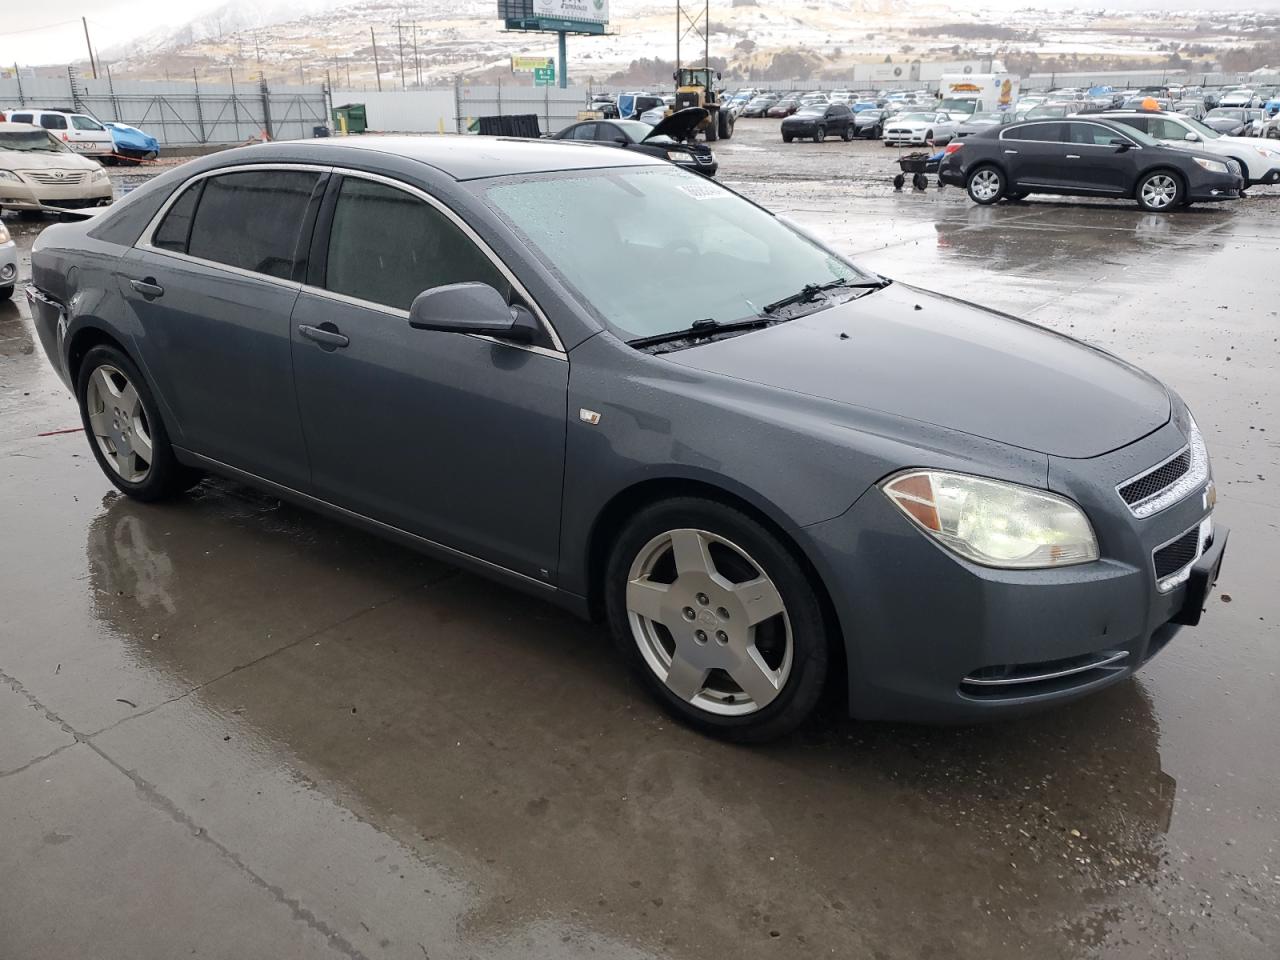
[[3, 109, 115, 157], [1104, 110, 1280, 188]]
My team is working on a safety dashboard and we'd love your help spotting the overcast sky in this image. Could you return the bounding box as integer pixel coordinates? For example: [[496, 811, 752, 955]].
[[4, 0, 1279, 68]]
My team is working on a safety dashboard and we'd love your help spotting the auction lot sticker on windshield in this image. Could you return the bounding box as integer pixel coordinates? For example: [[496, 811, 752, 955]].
[[679, 181, 727, 200]]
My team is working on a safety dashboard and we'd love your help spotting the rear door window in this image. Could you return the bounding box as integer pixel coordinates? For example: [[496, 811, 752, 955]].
[[1004, 122, 1065, 142], [152, 183, 203, 253], [40, 114, 68, 130], [1067, 122, 1123, 145], [322, 176, 508, 311], [185, 169, 320, 280]]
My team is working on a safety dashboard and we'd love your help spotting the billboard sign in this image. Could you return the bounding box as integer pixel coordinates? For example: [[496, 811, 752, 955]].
[[533, 0, 608, 24]]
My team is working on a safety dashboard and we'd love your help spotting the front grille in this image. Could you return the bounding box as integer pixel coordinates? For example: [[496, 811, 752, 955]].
[[694, 154, 713, 165], [24, 171, 87, 185], [960, 649, 1129, 700], [1153, 527, 1200, 579], [1120, 448, 1191, 505]]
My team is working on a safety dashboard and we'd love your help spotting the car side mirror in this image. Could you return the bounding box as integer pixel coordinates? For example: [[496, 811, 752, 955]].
[[408, 282, 535, 343], [1110, 138, 1132, 151], [1183, 131, 1199, 142]]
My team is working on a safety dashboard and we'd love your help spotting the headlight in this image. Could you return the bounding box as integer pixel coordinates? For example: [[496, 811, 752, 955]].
[[1193, 157, 1229, 174], [1253, 145, 1280, 159], [882, 470, 1099, 568], [0, 170, 19, 182], [665, 151, 694, 162], [91, 168, 109, 182], [0, 222, 9, 244]]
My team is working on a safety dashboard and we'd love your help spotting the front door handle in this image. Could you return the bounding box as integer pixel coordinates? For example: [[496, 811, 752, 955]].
[[1004, 149, 1018, 154], [1065, 154, 1081, 159], [298, 323, 349, 350], [129, 277, 164, 300]]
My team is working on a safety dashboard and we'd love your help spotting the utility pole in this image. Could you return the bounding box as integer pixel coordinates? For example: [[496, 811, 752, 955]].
[[82, 17, 99, 80], [370, 27, 383, 92], [412, 23, 420, 87], [396, 20, 406, 90]]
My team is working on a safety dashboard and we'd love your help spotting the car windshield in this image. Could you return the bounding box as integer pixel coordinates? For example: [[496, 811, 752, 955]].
[[967, 113, 1004, 123], [795, 106, 825, 116], [483, 167, 869, 341], [612, 120, 652, 142], [939, 99, 976, 113], [899, 113, 936, 122], [1175, 115, 1222, 139], [0, 129, 69, 152], [1207, 109, 1240, 119]]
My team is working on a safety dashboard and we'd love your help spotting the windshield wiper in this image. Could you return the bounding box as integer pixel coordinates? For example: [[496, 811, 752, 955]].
[[761, 276, 890, 315], [627, 316, 780, 350]]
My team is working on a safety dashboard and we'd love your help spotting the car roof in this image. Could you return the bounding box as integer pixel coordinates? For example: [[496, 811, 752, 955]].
[[267, 134, 663, 181]]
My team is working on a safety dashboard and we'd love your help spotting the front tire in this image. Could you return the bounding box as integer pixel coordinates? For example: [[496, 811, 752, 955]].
[[605, 497, 830, 742], [841, 125, 854, 141], [813, 126, 825, 143], [1136, 170, 1183, 212], [0, 285, 13, 302], [76, 344, 202, 501], [966, 164, 1005, 204], [782, 133, 793, 143]]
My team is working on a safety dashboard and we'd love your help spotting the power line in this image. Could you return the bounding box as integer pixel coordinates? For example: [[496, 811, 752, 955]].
[[0, 18, 83, 37]]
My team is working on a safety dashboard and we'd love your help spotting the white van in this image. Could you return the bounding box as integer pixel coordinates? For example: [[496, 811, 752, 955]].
[[2, 109, 115, 157]]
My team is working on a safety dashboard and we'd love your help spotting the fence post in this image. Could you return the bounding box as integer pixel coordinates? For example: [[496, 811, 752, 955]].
[[230, 68, 241, 142], [193, 69, 207, 142], [544, 81, 550, 134], [454, 75, 463, 134], [107, 65, 120, 121], [497, 77, 502, 117], [260, 75, 274, 140], [13, 63, 24, 106]]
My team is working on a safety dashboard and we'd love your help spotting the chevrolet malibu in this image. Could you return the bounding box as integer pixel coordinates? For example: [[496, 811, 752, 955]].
[[26, 137, 1227, 741]]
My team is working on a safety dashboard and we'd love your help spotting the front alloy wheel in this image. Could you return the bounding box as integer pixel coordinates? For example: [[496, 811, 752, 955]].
[[1137, 171, 1182, 211], [606, 498, 829, 741], [626, 529, 792, 715]]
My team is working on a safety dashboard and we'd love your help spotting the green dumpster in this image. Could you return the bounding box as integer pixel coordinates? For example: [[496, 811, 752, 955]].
[[332, 103, 367, 135]]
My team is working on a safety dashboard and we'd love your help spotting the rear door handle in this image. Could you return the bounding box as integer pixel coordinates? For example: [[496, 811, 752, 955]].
[[298, 323, 349, 349], [1003, 149, 1018, 154], [129, 277, 164, 300], [1065, 154, 1081, 159]]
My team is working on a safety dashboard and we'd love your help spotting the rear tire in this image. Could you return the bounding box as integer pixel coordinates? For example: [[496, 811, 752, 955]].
[[0, 285, 12, 301], [841, 125, 854, 141], [912, 172, 929, 190], [813, 126, 825, 143], [704, 118, 719, 143], [893, 173, 905, 190], [605, 497, 830, 743], [782, 133, 793, 143], [717, 108, 733, 140], [966, 164, 1005, 204], [76, 344, 203, 502]]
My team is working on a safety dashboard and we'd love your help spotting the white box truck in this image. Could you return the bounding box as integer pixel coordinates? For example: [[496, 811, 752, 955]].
[[937, 73, 1019, 120]]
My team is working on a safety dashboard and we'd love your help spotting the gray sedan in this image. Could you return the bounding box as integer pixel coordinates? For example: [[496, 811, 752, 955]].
[[26, 137, 1227, 740]]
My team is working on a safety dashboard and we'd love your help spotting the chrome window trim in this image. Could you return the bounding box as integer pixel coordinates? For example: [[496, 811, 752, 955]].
[[136, 162, 567, 358], [998, 123, 1141, 148]]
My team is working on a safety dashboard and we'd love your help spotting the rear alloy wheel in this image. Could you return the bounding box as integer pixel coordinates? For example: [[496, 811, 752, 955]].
[[841, 125, 854, 141], [1136, 171, 1183, 212], [77, 345, 201, 501], [813, 126, 825, 143], [967, 165, 1005, 204], [606, 498, 829, 741]]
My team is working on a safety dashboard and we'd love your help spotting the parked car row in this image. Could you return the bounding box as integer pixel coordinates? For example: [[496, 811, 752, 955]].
[[0, 108, 160, 162], [0, 121, 114, 216]]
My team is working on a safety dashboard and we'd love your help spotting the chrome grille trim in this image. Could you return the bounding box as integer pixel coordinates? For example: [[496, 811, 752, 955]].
[[24, 171, 87, 185], [1116, 417, 1209, 518]]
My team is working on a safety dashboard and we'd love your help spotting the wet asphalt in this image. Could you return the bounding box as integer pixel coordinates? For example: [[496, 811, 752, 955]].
[[1, 122, 1277, 959]]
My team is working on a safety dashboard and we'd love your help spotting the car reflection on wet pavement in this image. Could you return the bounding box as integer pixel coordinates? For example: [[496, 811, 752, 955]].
[[1, 137, 1278, 960]]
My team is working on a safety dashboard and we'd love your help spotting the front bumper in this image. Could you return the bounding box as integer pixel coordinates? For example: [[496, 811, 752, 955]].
[[883, 132, 930, 146], [1187, 170, 1244, 202], [1245, 166, 1280, 187], [801, 418, 1224, 723], [0, 176, 113, 211]]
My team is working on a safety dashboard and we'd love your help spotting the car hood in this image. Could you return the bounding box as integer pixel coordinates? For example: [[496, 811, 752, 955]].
[[662, 283, 1170, 459], [0, 149, 100, 171], [644, 107, 707, 143]]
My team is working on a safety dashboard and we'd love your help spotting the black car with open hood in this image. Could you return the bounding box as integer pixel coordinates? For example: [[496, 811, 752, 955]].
[[550, 109, 717, 176]]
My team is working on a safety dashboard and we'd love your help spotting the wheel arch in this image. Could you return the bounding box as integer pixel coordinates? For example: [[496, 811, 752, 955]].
[[582, 476, 847, 693], [67, 324, 132, 389]]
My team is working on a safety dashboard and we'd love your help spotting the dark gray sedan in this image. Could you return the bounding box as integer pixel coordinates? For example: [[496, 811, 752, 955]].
[[26, 137, 1227, 740]]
